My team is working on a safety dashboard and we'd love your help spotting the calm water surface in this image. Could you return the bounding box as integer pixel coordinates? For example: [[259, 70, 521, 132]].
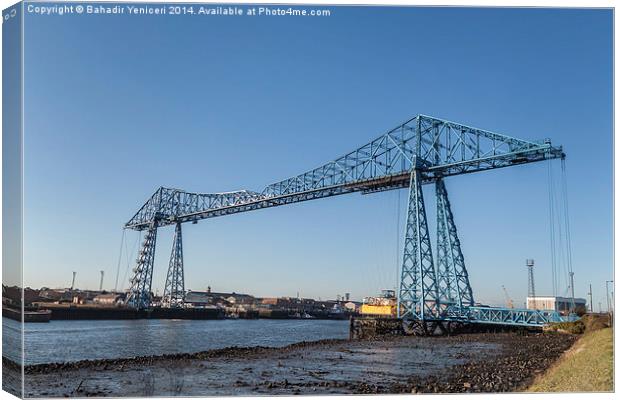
[[3, 318, 349, 365]]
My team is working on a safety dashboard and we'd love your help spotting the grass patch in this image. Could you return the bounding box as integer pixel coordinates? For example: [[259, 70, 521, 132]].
[[545, 319, 586, 334], [528, 327, 613, 392], [545, 314, 611, 335]]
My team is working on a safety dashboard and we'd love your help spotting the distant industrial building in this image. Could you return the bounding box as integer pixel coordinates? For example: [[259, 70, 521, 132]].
[[261, 297, 315, 308], [184, 290, 255, 308], [93, 293, 124, 306], [526, 296, 587, 315]]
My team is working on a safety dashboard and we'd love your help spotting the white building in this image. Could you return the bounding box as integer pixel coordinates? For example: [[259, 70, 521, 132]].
[[526, 296, 587, 315], [93, 293, 124, 305]]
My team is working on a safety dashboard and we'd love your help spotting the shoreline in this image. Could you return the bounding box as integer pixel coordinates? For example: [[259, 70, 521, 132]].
[[7, 331, 578, 396], [11, 338, 348, 372]]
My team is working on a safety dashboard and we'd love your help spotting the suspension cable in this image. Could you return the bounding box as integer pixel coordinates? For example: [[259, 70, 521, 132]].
[[554, 167, 568, 292], [561, 158, 575, 309], [396, 188, 401, 291], [124, 231, 132, 272], [548, 158, 574, 302], [561, 158, 574, 276], [547, 160, 558, 297], [114, 228, 126, 293], [120, 231, 141, 292]]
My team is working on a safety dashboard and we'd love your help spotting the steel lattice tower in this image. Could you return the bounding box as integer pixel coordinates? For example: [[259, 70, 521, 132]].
[[397, 169, 440, 320], [435, 179, 474, 310], [126, 220, 158, 309], [162, 223, 185, 307], [526, 259, 536, 298]]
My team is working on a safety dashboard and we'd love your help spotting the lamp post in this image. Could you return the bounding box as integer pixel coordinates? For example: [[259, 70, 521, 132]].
[[569, 272, 576, 313], [99, 270, 105, 292]]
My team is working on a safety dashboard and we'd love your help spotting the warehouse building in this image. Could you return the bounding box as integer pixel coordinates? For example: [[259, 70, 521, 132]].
[[526, 296, 587, 315]]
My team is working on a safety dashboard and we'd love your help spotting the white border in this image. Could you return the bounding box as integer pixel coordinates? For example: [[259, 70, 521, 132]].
[[0, 2, 615, 400]]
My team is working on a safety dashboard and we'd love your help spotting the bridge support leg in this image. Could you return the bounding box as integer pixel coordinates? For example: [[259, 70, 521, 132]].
[[127, 220, 158, 309], [435, 179, 474, 314], [162, 222, 185, 308], [436, 180, 456, 310], [398, 169, 440, 320]]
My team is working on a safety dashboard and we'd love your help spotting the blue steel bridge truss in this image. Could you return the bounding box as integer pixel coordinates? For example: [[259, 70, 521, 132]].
[[124, 115, 566, 327]]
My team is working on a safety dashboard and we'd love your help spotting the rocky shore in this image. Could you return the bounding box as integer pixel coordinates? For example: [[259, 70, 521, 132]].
[[6, 331, 577, 397], [397, 333, 577, 393]]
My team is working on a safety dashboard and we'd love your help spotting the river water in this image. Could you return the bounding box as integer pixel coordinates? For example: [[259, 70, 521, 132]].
[[2, 318, 349, 365]]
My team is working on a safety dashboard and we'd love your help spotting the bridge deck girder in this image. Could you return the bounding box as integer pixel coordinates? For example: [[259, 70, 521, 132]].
[[125, 115, 563, 231]]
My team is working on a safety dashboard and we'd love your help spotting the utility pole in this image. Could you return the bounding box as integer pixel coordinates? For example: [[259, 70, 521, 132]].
[[99, 270, 105, 292], [587, 284, 593, 313], [599, 302, 602, 313], [569, 272, 576, 313], [606, 280, 613, 313]]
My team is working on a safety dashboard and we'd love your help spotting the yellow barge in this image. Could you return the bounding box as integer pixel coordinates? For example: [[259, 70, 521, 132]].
[[360, 289, 397, 317]]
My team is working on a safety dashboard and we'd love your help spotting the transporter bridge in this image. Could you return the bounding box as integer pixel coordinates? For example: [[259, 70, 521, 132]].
[[123, 115, 568, 329]]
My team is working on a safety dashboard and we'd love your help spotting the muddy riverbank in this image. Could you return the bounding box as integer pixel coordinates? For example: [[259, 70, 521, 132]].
[[5, 332, 577, 397]]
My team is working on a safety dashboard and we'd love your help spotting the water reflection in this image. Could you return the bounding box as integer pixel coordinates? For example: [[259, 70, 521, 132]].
[[3, 318, 349, 365]]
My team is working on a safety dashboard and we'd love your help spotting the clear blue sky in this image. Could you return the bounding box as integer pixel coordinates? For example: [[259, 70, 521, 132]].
[[20, 6, 612, 308]]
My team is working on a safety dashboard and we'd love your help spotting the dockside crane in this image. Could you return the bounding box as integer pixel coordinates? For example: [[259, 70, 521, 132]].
[[502, 285, 514, 309]]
